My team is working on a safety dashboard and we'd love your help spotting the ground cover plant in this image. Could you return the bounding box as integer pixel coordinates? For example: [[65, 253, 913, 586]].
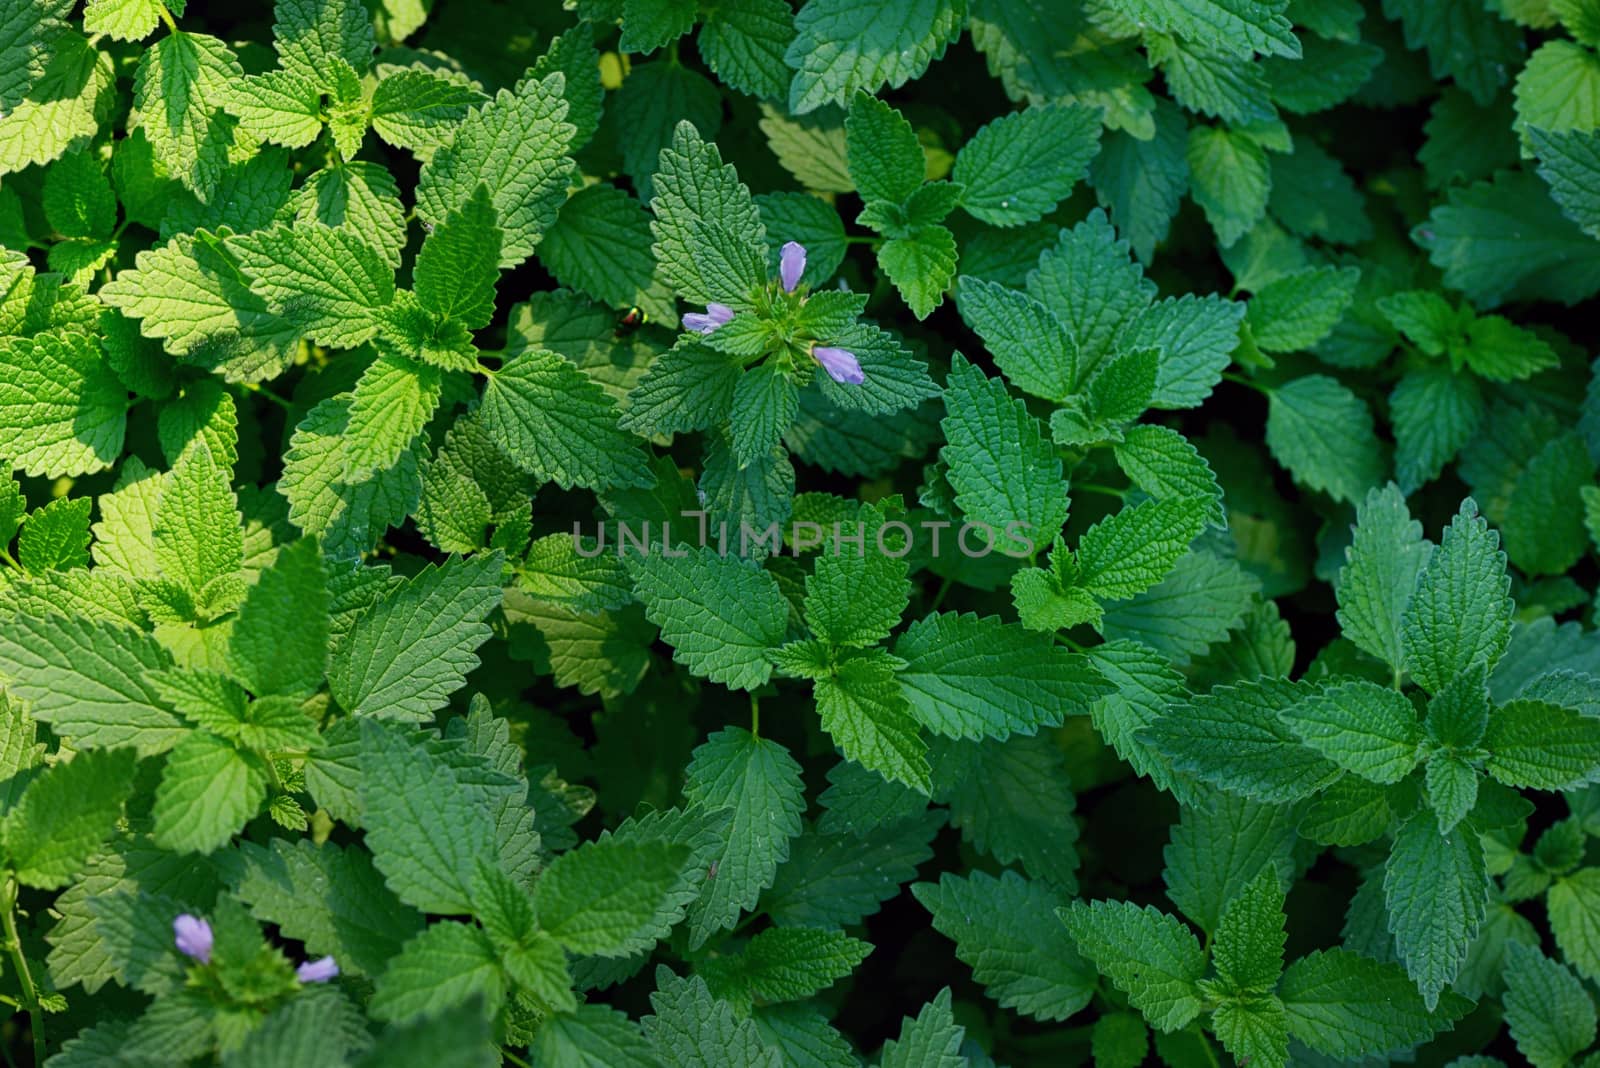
[[3, 0, 1600, 1064]]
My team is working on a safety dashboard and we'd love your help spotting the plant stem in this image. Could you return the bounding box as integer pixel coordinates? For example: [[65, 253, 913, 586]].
[[750, 693, 760, 739], [501, 1047, 532, 1068], [2, 880, 45, 1067]]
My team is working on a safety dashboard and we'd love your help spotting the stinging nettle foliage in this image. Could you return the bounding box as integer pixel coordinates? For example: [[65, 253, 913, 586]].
[[0, 0, 1599, 1065]]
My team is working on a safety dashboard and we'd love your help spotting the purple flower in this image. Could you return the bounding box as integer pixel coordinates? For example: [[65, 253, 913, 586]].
[[779, 241, 806, 293], [812, 346, 864, 385], [173, 914, 213, 964], [296, 956, 340, 983], [682, 302, 734, 334]]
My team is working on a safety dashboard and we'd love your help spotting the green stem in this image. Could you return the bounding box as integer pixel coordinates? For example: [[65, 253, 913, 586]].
[[2, 880, 46, 1067], [927, 573, 954, 613], [241, 382, 293, 411], [156, 1, 179, 33], [749, 693, 760, 739], [0, 544, 20, 571], [1221, 371, 1269, 396], [501, 1047, 532, 1068], [1072, 481, 1126, 499]]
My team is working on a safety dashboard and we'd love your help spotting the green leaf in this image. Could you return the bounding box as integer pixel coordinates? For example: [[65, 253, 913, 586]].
[[413, 184, 500, 330], [1531, 126, 1600, 239], [1061, 900, 1205, 1032], [228, 836, 423, 978], [369, 69, 485, 157], [1186, 125, 1271, 246], [932, 733, 1081, 889], [1550, 868, 1600, 983], [1112, 425, 1224, 525], [644, 969, 783, 1068], [730, 362, 799, 469], [220, 69, 324, 149], [415, 72, 577, 269], [814, 652, 930, 793], [0, 614, 183, 753], [2, 748, 135, 889], [878, 224, 958, 320], [785, 0, 967, 114], [1144, 678, 1342, 803], [539, 183, 660, 311], [1099, 549, 1258, 662], [955, 276, 1075, 403], [151, 732, 266, 855], [371, 921, 504, 1023], [1484, 699, 1600, 790], [17, 497, 89, 576], [1265, 375, 1385, 504], [479, 348, 653, 492], [1163, 792, 1295, 932], [278, 394, 422, 559], [700, 0, 794, 99], [1390, 365, 1484, 493], [539, 837, 692, 956], [288, 161, 408, 269], [1401, 499, 1512, 695], [1504, 943, 1598, 1068], [1417, 170, 1600, 308], [1150, 35, 1276, 125], [630, 547, 788, 691], [227, 537, 328, 699], [97, 231, 301, 381], [1280, 948, 1466, 1059], [953, 104, 1100, 226], [1088, 98, 1190, 263], [844, 91, 924, 207], [0, 33, 114, 178], [940, 352, 1067, 556], [532, 1004, 659, 1068], [1212, 867, 1287, 995], [649, 121, 767, 306], [1073, 497, 1209, 601], [1117, 0, 1299, 58], [330, 552, 503, 722], [1515, 40, 1600, 145], [1281, 680, 1422, 784], [358, 720, 500, 915], [1384, 812, 1490, 1009], [228, 224, 394, 349], [342, 354, 442, 479], [702, 926, 871, 1007], [130, 32, 242, 195], [1246, 266, 1359, 352], [1381, 0, 1520, 106], [894, 611, 1111, 740], [682, 727, 805, 947], [913, 869, 1095, 1022], [0, 332, 126, 478], [1336, 484, 1429, 675], [153, 435, 243, 615]]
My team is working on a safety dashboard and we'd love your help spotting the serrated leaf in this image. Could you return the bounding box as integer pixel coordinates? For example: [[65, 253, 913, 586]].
[[630, 547, 788, 691], [785, 0, 967, 114], [682, 727, 805, 947], [480, 348, 653, 492], [1401, 499, 1512, 695], [330, 552, 503, 722], [895, 611, 1111, 740], [151, 733, 266, 855], [0, 331, 126, 478], [415, 72, 577, 269], [914, 869, 1094, 1021], [1061, 900, 1205, 1032], [539, 838, 692, 956], [2, 748, 135, 889], [1384, 813, 1490, 1009], [1265, 375, 1385, 504]]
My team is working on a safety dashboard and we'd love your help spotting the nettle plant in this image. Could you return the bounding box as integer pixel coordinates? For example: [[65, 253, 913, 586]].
[[4, 0, 1600, 1065]]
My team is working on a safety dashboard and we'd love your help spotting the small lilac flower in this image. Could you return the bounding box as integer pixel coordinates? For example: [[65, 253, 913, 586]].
[[173, 914, 213, 964], [779, 241, 806, 293], [296, 956, 340, 983], [812, 346, 864, 385], [682, 302, 734, 334]]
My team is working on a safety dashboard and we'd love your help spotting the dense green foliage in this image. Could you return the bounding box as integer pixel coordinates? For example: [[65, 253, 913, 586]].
[[2, 0, 1600, 1064]]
